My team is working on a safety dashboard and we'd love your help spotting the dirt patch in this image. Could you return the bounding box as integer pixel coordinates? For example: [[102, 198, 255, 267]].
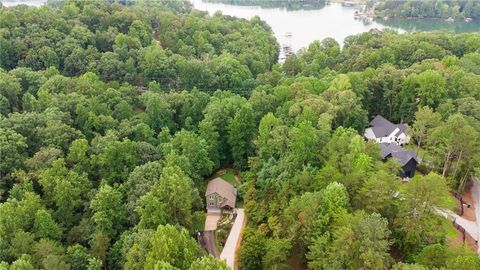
[[462, 187, 477, 222], [287, 255, 307, 270]]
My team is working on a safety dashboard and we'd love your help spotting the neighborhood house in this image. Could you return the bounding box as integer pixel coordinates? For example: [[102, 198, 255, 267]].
[[205, 178, 236, 213], [364, 115, 419, 179], [379, 143, 419, 178], [364, 115, 410, 146]]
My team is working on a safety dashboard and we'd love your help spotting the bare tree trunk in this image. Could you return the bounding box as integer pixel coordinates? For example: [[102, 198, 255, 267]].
[[452, 148, 464, 181], [416, 135, 422, 156], [458, 168, 470, 194], [442, 150, 452, 177]]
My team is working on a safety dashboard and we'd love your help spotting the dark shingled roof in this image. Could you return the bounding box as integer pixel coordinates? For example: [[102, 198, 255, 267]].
[[371, 126, 396, 137], [369, 115, 408, 137], [370, 115, 392, 127], [379, 143, 419, 166]]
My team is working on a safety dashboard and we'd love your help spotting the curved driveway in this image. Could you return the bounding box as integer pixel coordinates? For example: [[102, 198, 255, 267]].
[[220, 209, 246, 269]]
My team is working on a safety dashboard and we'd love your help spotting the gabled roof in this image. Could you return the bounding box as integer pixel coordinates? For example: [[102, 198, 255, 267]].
[[393, 124, 408, 135], [370, 126, 396, 138], [370, 115, 392, 127], [379, 143, 419, 166], [206, 178, 236, 208], [369, 115, 408, 137]]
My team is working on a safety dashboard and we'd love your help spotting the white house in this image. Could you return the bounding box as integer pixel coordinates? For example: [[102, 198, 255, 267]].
[[364, 115, 410, 146]]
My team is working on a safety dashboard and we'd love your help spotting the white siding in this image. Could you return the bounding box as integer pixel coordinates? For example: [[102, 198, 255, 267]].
[[364, 128, 376, 140]]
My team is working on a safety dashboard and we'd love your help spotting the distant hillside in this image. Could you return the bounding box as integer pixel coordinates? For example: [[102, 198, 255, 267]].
[[373, 0, 480, 19]]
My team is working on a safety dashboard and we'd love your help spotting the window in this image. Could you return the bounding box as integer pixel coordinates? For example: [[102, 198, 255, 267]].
[[208, 202, 215, 206], [209, 195, 214, 200]]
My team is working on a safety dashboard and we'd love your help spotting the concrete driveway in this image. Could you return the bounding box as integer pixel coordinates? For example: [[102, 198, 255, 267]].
[[220, 209, 246, 269], [471, 179, 480, 253], [205, 212, 221, 231]]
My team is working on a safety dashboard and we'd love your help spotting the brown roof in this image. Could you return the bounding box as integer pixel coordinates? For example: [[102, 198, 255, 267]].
[[206, 178, 236, 208]]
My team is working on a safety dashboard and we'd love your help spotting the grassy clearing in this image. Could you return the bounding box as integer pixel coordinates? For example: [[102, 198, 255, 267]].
[[211, 168, 240, 185], [442, 195, 459, 211]]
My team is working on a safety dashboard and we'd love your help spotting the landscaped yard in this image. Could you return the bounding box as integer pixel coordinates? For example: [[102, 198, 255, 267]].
[[211, 168, 241, 186], [214, 214, 234, 254]]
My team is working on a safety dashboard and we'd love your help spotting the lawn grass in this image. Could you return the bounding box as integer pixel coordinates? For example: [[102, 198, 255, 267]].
[[211, 168, 240, 185], [442, 195, 459, 211], [446, 222, 459, 239]]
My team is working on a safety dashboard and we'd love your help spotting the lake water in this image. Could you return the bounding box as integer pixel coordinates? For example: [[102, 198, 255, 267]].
[[3, 0, 480, 59], [191, 0, 403, 58], [1, 0, 45, 7], [191, 0, 480, 59]]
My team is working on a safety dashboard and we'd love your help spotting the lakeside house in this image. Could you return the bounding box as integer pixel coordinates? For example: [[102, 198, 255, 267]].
[[205, 178, 236, 213], [364, 115, 410, 146], [379, 143, 419, 178], [365, 115, 418, 179]]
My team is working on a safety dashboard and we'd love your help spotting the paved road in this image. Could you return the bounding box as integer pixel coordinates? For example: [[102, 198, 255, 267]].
[[471, 179, 480, 253], [220, 209, 246, 269]]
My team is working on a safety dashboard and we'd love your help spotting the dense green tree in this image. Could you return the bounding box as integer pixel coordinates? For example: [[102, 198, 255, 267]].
[[142, 93, 175, 133], [415, 70, 448, 108], [39, 159, 91, 228], [140, 45, 176, 89], [162, 130, 214, 182], [308, 211, 392, 270], [123, 161, 163, 224], [66, 244, 102, 270], [143, 225, 203, 270], [136, 165, 199, 230], [98, 139, 138, 185], [411, 106, 442, 154], [394, 173, 451, 255], [238, 228, 267, 270], [33, 209, 61, 240], [209, 53, 253, 95], [122, 229, 155, 270], [227, 104, 256, 170], [0, 128, 27, 179], [90, 185, 126, 238], [262, 238, 292, 270], [188, 256, 229, 270]]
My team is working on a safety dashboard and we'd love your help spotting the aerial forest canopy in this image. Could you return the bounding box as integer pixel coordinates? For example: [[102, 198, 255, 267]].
[[1, 0, 480, 270]]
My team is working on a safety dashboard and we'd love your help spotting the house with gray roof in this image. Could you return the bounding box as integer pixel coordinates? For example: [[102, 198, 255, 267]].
[[364, 115, 410, 146], [205, 178, 236, 213], [379, 143, 419, 178]]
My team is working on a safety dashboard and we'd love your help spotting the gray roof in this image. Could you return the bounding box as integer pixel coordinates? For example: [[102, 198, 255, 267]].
[[369, 115, 408, 137], [371, 126, 396, 137], [370, 115, 392, 127], [379, 143, 419, 166], [206, 178, 236, 208]]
